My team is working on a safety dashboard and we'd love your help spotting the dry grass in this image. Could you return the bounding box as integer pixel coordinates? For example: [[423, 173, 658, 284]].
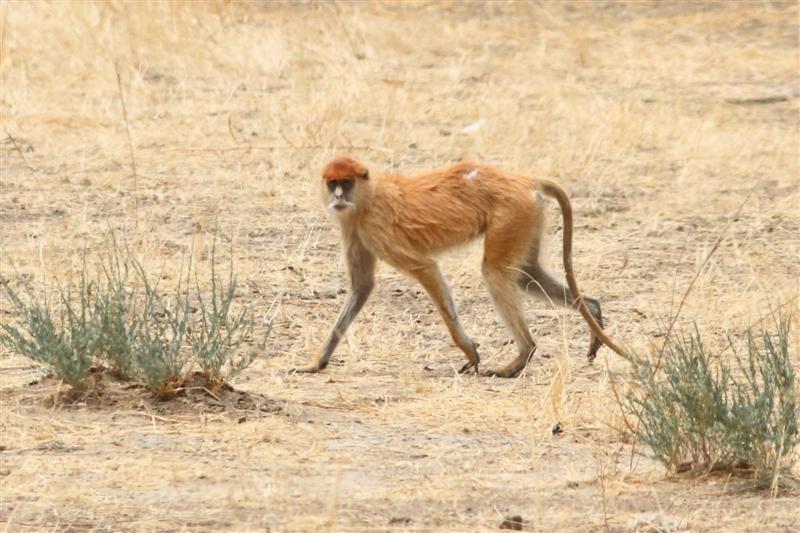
[[1, 1, 799, 530]]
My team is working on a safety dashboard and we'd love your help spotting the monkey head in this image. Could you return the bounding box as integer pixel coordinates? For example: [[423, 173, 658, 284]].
[[321, 155, 370, 216]]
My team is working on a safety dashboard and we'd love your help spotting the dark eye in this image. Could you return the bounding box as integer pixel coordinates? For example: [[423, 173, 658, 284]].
[[327, 179, 355, 192]]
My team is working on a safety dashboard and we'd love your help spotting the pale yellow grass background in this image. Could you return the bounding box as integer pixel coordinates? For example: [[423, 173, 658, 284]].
[[1, 1, 798, 531]]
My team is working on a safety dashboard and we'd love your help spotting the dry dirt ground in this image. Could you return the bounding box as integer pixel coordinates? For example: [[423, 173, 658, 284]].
[[1, 2, 799, 531]]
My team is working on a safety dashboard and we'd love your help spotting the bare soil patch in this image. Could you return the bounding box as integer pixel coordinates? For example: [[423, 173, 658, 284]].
[[7, 369, 280, 418]]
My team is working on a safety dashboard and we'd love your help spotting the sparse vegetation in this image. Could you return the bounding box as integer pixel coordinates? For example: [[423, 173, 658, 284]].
[[0, 235, 266, 398], [92, 244, 139, 380], [187, 241, 261, 389], [124, 257, 194, 397], [621, 314, 798, 490], [1, 274, 95, 390]]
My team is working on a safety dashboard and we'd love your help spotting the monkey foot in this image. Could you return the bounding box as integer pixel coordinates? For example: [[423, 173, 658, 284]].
[[480, 368, 522, 379], [586, 339, 603, 363], [458, 361, 480, 375], [288, 365, 322, 375]]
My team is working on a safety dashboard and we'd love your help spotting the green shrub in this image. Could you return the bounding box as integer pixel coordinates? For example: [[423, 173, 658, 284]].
[[622, 313, 798, 490], [187, 251, 258, 388], [1, 276, 95, 390], [127, 259, 193, 397], [92, 243, 138, 379], [0, 233, 266, 398]]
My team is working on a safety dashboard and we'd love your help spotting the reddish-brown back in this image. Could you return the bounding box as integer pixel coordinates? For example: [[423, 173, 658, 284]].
[[322, 155, 369, 183]]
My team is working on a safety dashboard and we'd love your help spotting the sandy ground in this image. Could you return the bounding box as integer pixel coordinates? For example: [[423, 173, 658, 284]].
[[1, 2, 799, 531]]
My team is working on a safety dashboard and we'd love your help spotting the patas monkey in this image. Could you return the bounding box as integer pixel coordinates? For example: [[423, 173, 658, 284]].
[[295, 156, 627, 378]]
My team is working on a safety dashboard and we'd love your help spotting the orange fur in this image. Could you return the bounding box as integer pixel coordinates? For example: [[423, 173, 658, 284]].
[[295, 156, 628, 378], [323, 156, 368, 183]]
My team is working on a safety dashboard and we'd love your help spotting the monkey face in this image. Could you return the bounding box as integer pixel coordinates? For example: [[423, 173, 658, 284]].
[[321, 156, 370, 217], [325, 179, 357, 214]]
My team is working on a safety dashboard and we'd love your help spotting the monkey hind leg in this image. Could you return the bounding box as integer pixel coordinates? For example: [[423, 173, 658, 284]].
[[520, 264, 604, 361], [408, 262, 481, 374], [584, 299, 604, 361], [481, 263, 538, 378]]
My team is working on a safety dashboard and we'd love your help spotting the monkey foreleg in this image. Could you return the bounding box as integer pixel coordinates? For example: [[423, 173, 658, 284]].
[[291, 279, 374, 375], [292, 237, 376, 375]]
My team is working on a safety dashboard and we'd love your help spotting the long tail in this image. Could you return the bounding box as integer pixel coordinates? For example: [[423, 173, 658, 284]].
[[536, 178, 634, 362]]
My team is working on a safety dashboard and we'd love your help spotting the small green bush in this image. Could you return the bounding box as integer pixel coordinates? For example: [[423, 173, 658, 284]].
[[188, 248, 261, 388], [1, 276, 95, 390], [127, 260, 193, 396], [92, 245, 138, 379], [622, 313, 798, 490], [0, 234, 266, 398]]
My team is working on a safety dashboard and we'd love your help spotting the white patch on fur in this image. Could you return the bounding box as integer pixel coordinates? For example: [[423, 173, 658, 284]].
[[461, 119, 485, 134], [334, 185, 343, 197], [462, 168, 479, 181]]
